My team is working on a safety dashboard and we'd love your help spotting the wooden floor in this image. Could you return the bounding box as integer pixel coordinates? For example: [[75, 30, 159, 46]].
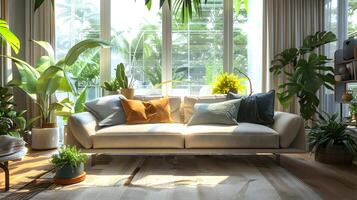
[[0, 151, 356, 200]]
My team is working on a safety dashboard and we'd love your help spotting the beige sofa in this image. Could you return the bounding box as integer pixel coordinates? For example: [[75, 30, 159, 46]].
[[66, 95, 306, 156]]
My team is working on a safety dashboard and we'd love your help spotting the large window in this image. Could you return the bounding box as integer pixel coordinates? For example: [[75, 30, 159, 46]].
[[172, 0, 224, 95], [55, 0, 263, 98], [348, 0, 357, 36], [55, 0, 101, 99], [111, 0, 162, 95]]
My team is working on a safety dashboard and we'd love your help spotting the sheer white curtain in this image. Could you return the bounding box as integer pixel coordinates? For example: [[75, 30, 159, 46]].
[[22, 0, 55, 123], [262, 0, 325, 113], [247, 0, 263, 93]]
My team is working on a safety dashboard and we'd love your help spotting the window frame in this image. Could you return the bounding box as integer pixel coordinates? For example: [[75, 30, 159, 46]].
[[98, 0, 253, 96]]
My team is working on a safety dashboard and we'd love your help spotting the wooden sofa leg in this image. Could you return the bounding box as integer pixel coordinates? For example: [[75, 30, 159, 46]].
[[274, 153, 281, 165], [91, 154, 97, 167]]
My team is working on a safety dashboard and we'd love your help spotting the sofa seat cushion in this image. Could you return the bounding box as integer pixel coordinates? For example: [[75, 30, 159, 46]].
[[93, 123, 185, 148], [184, 123, 279, 148]]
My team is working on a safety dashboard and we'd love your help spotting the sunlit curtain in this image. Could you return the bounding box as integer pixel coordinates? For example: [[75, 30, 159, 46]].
[[262, 0, 325, 114], [22, 0, 55, 121]]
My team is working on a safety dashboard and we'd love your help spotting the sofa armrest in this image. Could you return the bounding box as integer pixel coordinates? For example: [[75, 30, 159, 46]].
[[273, 112, 306, 150], [67, 112, 98, 149]]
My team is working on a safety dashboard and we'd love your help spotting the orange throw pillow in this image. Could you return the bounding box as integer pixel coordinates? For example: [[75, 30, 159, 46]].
[[120, 98, 173, 124]]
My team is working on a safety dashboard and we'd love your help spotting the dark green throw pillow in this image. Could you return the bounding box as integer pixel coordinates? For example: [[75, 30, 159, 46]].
[[227, 90, 275, 125]]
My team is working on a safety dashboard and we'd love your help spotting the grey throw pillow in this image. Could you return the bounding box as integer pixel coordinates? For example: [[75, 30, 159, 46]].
[[187, 99, 241, 126], [84, 95, 126, 127]]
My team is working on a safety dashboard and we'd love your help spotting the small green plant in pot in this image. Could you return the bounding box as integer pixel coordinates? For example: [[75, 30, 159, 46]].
[[350, 101, 357, 121], [309, 112, 357, 165], [102, 63, 135, 98], [51, 145, 88, 183]]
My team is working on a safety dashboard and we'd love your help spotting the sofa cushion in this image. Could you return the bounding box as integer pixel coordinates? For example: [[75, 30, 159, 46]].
[[120, 98, 172, 124], [93, 123, 185, 148], [184, 123, 279, 148], [84, 95, 126, 127], [187, 99, 241, 126], [183, 95, 226, 123], [227, 90, 275, 125], [134, 96, 182, 123]]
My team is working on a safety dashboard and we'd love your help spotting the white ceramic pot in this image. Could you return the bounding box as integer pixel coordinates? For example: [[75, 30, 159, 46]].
[[31, 127, 59, 150]]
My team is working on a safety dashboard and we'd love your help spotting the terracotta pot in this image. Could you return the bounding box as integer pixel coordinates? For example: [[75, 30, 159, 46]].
[[315, 146, 354, 165], [342, 91, 353, 102], [42, 122, 57, 128], [120, 88, 134, 99]]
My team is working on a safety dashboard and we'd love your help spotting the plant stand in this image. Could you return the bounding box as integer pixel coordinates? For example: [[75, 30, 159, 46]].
[[0, 162, 9, 191], [0, 148, 28, 191], [53, 172, 86, 185]]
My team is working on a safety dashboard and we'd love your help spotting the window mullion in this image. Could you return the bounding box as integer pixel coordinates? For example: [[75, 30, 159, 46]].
[[224, 0, 233, 73], [162, 1, 172, 96], [100, 0, 111, 96]]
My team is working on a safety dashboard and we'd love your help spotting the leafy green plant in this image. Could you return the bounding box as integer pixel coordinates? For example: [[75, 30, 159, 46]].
[[0, 86, 26, 138], [102, 63, 134, 92], [350, 101, 357, 115], [309, 112, 357, 154], [0, 19, 20, 54], [7, 39, 109, 128], [270, 31, 337, 120], [212, 72, 246, 94], [51, 145, 87, 168], [145, 0, 247, 23], [56, 88, 88, 121]]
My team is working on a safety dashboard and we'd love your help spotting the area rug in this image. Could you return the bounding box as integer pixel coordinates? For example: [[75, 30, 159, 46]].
[[4, 155, 321, 200]]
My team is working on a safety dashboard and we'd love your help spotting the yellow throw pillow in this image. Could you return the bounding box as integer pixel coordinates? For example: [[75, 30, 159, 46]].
[[121, 98, 173, 124]]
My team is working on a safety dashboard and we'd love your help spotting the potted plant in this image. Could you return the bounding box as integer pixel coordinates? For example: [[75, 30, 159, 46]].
[[309, 112, 357, 165], [7, 39, 109, 149], [270, 31, 337, 121], [350, 101, 357, 121], [0, 86, 27, 138], [211, 72, 246, 94], [51, 145, 87, 184], [102, 63, 135, 99]]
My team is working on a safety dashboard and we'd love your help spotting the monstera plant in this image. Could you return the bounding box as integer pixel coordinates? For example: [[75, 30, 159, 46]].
[[7, 39, 109, 149], [270, 31, 337, 120]]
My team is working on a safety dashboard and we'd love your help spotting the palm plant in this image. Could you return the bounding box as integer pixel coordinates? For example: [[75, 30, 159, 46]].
[[36, 0, 248, 24], [7, 39, 109, 128], [270, 31, 337, 120]]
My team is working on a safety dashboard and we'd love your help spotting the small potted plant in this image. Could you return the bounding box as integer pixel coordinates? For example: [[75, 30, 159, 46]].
[[309, 112, 357, 165], [51, 145, 87, 184], [102, 63, 135, 99], [350, 100, 357, 121]]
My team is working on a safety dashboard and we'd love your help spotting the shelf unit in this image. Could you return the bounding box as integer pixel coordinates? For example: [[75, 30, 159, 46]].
[[334, 58, 357, 119]]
